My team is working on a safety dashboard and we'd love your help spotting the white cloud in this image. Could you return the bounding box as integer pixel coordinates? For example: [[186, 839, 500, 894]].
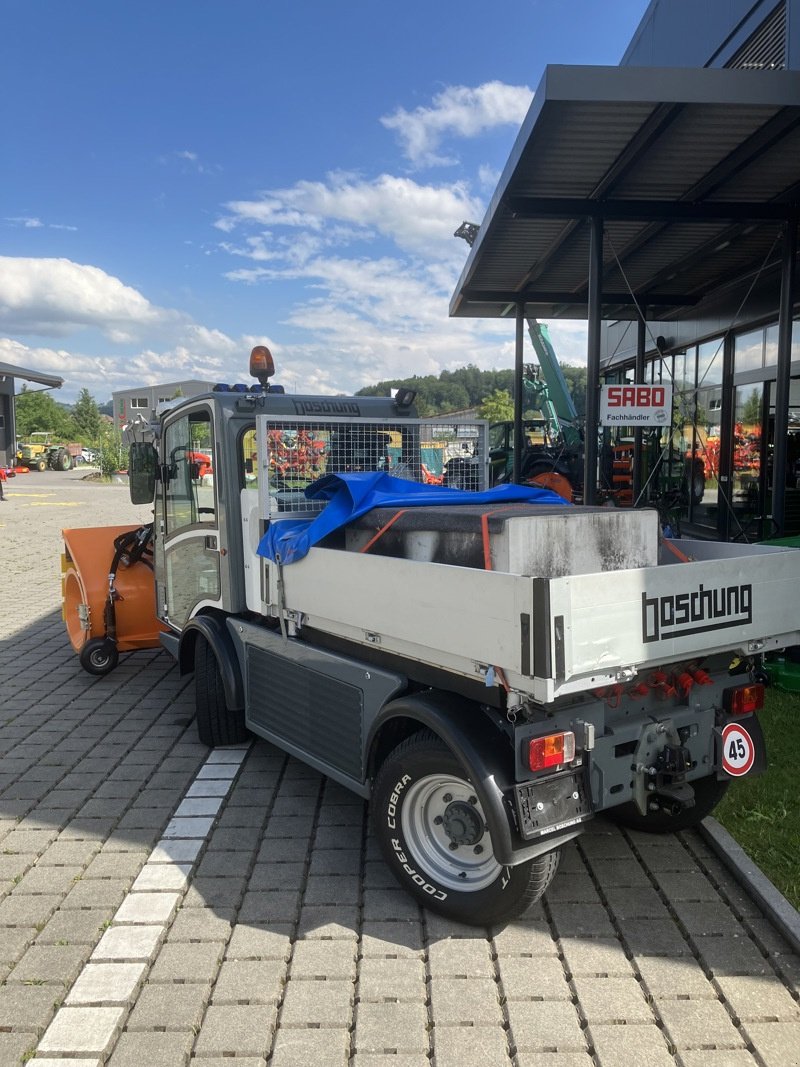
[[219, 172, 483, 260], [381, 81, 532, 166], [5, 216, 44, 229], [160, 149, 220, 175], [0, 256, 179, 339]]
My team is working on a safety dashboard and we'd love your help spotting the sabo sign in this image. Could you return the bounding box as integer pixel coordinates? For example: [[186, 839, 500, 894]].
[[600, 384, 673, 427]]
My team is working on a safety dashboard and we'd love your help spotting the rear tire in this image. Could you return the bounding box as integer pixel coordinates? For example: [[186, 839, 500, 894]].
[[372, 730, 560, 925], [607, 776, 729, 833], [194, 635, 248, 746], [55, 448, 73, 471]]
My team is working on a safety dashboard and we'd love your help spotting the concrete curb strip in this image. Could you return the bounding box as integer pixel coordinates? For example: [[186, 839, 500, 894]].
[[700, 816, 800, 955]]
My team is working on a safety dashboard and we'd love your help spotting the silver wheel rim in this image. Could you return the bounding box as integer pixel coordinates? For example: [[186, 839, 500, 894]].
[[400, 773, 500, 892]]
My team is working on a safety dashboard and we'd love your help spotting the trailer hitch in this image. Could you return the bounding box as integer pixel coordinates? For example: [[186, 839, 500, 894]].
[[631, 719, 695, 816]]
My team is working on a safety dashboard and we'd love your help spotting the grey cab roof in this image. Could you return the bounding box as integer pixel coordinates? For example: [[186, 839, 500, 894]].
[[450, 64, 800, 323]]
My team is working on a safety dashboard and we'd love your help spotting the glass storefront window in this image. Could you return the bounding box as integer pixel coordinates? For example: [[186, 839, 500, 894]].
[[735, 328, 764, 372], [729, 384, 764, 539], [764, 324, 778, 368], [697, 339, 723, 387]]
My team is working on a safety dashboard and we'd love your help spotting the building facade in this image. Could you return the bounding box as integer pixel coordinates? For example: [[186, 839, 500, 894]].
[[601, 0, 800, 540], [112, 380, 215, 430]]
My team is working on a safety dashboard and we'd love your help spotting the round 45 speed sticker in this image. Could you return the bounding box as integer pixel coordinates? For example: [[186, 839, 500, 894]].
[[721, 723, 755, 777]]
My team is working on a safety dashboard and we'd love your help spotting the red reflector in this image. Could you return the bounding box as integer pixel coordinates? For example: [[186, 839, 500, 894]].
[[724, 683, 765, 716], [528, 731, 575, 771]]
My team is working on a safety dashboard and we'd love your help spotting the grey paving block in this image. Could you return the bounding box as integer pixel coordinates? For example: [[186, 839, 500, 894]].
[[296, 905, 359, 940], [362, 888, 422, 922], [106, 1029, 194, 1067], [602, 884, 670, 919], [617, 918, 693, 957], [571, 975, 654, 1023], [303, 875, 361, 905], [149, 939, 224, 981], [11, 863, 83, 894], [716, 975, 800, 1023], [585, 858, 651, 887], [433, 1024, 512, 1066], [36, 906, 116, 947], [694, 936, 774, 976], [738, 1022, 800, 1067], [0, 924, 37, 964], [290, 939, 357, 980], [183, 874, 247, 909], [212, 959, 286, 1003], [429, 976, 503, 1025], [357, 956, 426, 1001], [587, 1022, 674, 1066], [226, 923, 294, 961], [38, 840, 101, 867], [167, 906, 233, 942], [506, 998, 588, 1053], [239, 889, 302, 923], [0, 1032, 37, 1066], [8, 942, 91, 985], [307, 848, 361, 876], [126, 980, 211, 1030], [656, 870, 723, 902], [514, 1055, 594, 1067], [635, 954, 717, 999], [544, 871, 601, 904], [674, 900, 748, 938], [281, 978, 356, 1030], [658, 998, 746, 1049], [354, 999, 430, 1053], [360, 921, 425, 958], [270, 1026, 350, 1067], [196, 849, 253, 878], [193, 1003, 277, 1056], [427, 936, 495, 979], [83, 851, 149, 880], [498, 955, 572, 1000], [248, 862, 306, 891], [489, 919, 558, 957], [0, 892, 62, 926], [61, 878, 130, 910], [0, 981, 60, 1036], [548, 900, 618, 939], [677, 1052, 760, 1067]]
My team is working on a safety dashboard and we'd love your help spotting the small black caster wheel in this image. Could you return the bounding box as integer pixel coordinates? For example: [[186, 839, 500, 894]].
[[79, 637, 119, 676]]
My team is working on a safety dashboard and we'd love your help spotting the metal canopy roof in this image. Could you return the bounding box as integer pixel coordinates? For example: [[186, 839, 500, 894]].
[[0, 361, 64, 388], [450, 65, 800, 322]]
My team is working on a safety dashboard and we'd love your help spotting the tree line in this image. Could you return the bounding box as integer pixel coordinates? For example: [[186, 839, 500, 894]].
[[14, 386, 112, 442], [356, 362, 587, 419]]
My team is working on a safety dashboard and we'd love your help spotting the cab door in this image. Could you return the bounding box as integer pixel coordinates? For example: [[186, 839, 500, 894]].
[[160, 405, 220, 631]]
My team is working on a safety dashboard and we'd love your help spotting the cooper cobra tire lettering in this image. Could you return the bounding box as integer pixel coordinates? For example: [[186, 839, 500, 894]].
[[391, 835, 447, 901], [386, 774, 411, 829]]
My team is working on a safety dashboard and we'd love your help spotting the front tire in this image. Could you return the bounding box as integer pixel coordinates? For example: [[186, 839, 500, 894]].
[[607, 775, 729, 833], [194, 635, 248, 746], [372, 730, 560, 925]]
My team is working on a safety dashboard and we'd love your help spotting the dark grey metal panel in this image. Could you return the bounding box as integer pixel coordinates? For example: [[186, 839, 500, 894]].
[[247, 645, 365, 780]]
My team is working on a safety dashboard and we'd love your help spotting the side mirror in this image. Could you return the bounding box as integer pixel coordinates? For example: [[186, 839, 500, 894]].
[[129, 442, 157, 504]]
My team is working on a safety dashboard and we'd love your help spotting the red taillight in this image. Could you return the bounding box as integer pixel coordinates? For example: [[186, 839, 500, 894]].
[[528, 731, 575, 772], [723, 683, 765, 716]]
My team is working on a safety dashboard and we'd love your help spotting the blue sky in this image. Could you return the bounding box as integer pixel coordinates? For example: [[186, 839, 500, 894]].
[[1, 0, 647, 404]]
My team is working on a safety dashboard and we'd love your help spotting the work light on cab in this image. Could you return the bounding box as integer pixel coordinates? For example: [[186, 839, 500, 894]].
[[528, 731, 576, 772], [250, 345, 275, 387], [723, 682, 765, 717]]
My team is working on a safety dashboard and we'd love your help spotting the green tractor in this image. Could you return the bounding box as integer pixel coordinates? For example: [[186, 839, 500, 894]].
[[16, 433, 76, 472]]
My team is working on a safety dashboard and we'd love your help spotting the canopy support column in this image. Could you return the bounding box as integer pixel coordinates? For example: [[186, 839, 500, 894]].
[[513, 302, 525, 484], [584, 214, 603, 505], [771, 213, 797, 536], [633, 315, 646, 503]]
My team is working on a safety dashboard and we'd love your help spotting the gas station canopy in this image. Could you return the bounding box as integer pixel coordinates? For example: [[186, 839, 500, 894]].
[[450, 65, 800, 323]]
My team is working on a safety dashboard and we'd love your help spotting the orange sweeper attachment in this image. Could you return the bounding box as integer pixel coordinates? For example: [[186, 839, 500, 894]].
[[62, 523, 164, 675]]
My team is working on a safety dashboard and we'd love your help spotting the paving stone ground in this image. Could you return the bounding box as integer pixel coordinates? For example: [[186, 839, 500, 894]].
[[1, 471, 799, 1066]]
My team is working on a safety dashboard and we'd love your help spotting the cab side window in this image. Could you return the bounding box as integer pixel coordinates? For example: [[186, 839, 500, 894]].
[[163, 410, 216, 532]]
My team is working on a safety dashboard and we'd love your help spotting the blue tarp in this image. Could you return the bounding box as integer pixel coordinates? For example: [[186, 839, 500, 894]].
[[257, 470, 570, 565]]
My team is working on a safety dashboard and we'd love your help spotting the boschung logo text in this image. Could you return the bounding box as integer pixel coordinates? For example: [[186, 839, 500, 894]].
[[292, 399, 361, 416], [642, 582, 752, 643]]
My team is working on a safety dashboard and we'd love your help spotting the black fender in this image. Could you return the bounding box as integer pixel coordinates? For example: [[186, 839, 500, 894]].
[[178, 612, 244, 710], [366, 690, 585, 866]]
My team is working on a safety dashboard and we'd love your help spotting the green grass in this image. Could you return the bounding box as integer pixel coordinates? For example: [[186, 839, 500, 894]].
[[715, 688, 800, 910]]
